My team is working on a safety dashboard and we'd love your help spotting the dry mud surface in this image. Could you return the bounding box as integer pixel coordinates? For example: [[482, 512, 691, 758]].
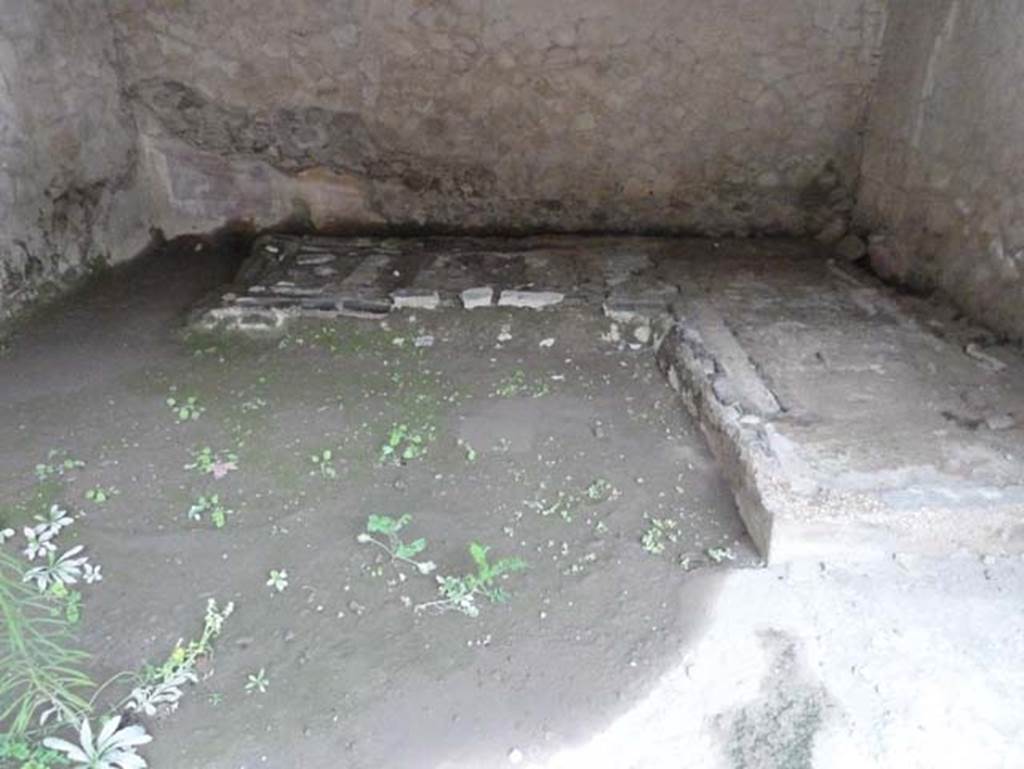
[[0, 239, 753, 768]]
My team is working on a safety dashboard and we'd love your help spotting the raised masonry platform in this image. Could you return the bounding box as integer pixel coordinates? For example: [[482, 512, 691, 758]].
[[198, 235, 1024, 562]]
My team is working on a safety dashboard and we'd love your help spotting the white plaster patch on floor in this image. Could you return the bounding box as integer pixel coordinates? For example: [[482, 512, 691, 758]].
[[527, 556, 1024, 769]]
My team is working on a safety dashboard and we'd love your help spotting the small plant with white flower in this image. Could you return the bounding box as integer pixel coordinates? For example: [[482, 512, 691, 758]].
[[83, 563, 103, 584], [21, 525, 58, 561], [23, 545, 89, 593], [245, 668, 269, 695], [32, 504, 75, 541], [124, 598, 234, 718]]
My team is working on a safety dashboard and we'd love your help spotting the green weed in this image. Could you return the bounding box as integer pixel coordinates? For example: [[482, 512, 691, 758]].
[[706, 546, 736, 564], [309, 449, 337, 479], [585, 478, 615, 502], [84, 487, 118, 505], [378, 424, 432, 465], [123, 599, 234, 717], [641, 517, 679, 555], [33, 452, 84, 483], [0, 733, 68, 768], [357, 515, 436, 575], [187, 495, 231, 529], [493, 369, 549, 398], [165, 391, 205, 423], [184, 447, 238, 479], [456, 440, 477, 462], [416, 543, 527, 617]]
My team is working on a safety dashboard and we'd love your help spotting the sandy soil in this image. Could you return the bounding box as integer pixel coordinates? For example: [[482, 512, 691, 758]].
[[0, 237, 755, 768]]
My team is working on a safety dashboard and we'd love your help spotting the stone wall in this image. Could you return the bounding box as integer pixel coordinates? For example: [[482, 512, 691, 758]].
[[0, 1, 149, 323], [856, 0, 1024, 341], [111, 0, 887, 238]]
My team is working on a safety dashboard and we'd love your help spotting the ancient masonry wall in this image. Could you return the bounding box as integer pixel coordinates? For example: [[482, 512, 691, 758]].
[[0, 1, 149, 323], [112, 0, 887, 238], [856, 0, 1024, 341]]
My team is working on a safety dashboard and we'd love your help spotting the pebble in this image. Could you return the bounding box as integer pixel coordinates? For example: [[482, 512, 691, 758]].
[[836, 233, 867, 261]]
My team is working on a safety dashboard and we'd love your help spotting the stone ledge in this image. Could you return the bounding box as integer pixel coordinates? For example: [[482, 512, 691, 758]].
[[656, 272, 1024, 563]]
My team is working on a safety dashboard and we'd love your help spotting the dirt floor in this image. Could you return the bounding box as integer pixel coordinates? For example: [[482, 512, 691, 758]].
[[0, 237, 754, 768], [2, 237, 1023, 769]]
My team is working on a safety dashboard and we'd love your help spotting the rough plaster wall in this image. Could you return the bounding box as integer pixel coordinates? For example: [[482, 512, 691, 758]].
[[857, 0, 1024, 340], [111, 0, 887, 237], [0, 0, 149, 323]]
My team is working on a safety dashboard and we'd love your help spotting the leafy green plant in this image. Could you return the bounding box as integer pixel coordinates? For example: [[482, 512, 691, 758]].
[[585, 478, 614, 502], [378, 424, 429, 465], [309, 449, 336, 479], [456, 440, 477, 463], [416, 543, 527, 617], [184, 448, 237, 479], [187, 495, 231, 529], [43, 716, 151, 769], [0, 549, 93, 737], [0, 733, 69, 768], [83, 488, 118, 505], [356, 515, 436, 575], [266, 570, 288, 593], [166, 392, 205, 423], [34, 453, 84, 483], [641, 517, 679, 555], [706, 546, 736, 564], [51, 586, 82, 626], [493, 370, 549, 398]]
